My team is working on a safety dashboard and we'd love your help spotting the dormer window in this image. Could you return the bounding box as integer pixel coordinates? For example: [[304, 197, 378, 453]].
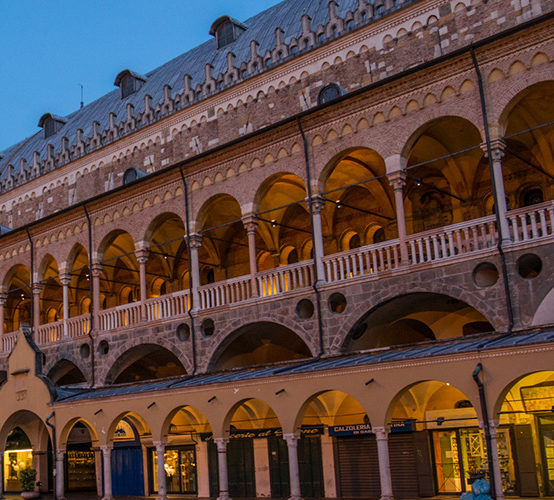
[[114, 69, 147, 99], [38, 113, 68, 139], [209, 16, 247, 49]]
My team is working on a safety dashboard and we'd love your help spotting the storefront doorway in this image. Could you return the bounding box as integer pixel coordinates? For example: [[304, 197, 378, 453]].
[[65, 422, 96, 492], [539, 416, 554, 496], [151, 445, 197, 494], [3, 428, 32, 492]]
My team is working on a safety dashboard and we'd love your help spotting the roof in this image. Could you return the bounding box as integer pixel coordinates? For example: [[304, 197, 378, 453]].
[[55, 328, 554, 403], [0, 0, 392, 188]]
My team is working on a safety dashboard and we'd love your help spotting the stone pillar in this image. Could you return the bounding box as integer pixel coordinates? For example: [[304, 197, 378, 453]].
[[33, 450, 48, 492], [214, 437, 231, 500], [101, 445, 113, 500], [0, 292, 6, 336], [374, 426, 394, 500], [60, 273, 71, 338], [91, 263, 103, 330], [0, 448, 4, 499], [310, 195, 326, 283], [242, 215, 259, 297], [94, 448, 103, 497], [188, 234, 202, 310], [321, 430, 337, 498], [32, 283, 41, 334], [488, 421, 505, 500], [284, 433, 303, 500], [136, 247, 149, 321], [253, 437, 271, 497], [196, 441, 211, 498], [55, 449, 66, 500], [154, 441, 167, 499], [481, 139, 511, 245], [385, 155, 409, 263]]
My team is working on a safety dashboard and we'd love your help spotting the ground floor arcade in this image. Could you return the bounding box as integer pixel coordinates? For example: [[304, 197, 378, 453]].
[[0, 330, 553, 499]]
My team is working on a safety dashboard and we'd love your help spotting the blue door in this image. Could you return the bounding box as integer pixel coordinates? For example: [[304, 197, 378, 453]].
[[111, 446, 145, 496]]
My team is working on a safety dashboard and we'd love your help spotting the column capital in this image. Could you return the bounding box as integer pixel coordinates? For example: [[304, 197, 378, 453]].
[[135, 248, 150, 264], [387, 170, 407, 190], [481, 138, 506, 160], [153, 440, 167, 450], [59, 272, 72, 286], [0, 292, 7, 305], [55, 449, 66, 460], [31, 282, 42, 295], [214, 437, 229, 450], [373, 426, 389, 439], [91, 262, 103, 277], [283, 432, 301, 444], [100, 444, 112, 453], [187, 233, 203, 248], [310, 194, 325, 214], [242, 215, 259, 232]]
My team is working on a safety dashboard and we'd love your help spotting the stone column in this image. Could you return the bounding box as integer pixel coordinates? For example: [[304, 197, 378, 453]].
[[374, 426, 394, 500], [55, 449, 66, 500], [154, 441, 168, 499], [91, 263, 103, 330], [284, 433, 303, 500], [310, 195, 326, 283], [33, 450, 48, 492], [94, 448, 103, 497], [0, 292, 7, 336], [0, 448, 4, 499], [488, 421, 505, 500], [242, 215, 259, 297], [101, 445, 113, 500], [32, 283, 41, 334], [60, 273, 71, 338], [188, 234, 202, 310], [136, 247, 149, 321], [214, 437, 231, 500], [481, 139, 511, 245], [385, 155, 409, 263]]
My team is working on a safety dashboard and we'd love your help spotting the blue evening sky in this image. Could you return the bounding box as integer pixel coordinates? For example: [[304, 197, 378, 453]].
[[0, 0, 280, 151]]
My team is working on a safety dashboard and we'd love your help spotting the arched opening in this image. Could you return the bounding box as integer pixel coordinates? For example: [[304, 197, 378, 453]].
[[404, 117, 484, 232], [321, 148, 394, 253], [197, 195, 246, 283], [255, 173, 310, 276], [497, 371, 554, 496], [0, 411, 52, 493], [144, 213, 189, 299], [108, 414, 148, 497], [210, 322, 312, 371], [67, 243, 91, 318], [3, 264, 31, 332], [501, 81, 554, 211], [344, 293, 493, 352], [387, 380, 479, 495], [298, 391, 370, 498], [160, 406, 213, 496], [106, 344, 186, 385], [65, 421, 98, 493], [47, 359, 86, 386], [38, 255, 62, 325], [97, 231, 139, 310]]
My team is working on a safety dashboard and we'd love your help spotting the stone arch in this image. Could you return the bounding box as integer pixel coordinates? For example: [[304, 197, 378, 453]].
[[340, 290, 498, 352], [103, 342, 188, 385], [46, 358, 87, 386], [58, 417, 99, 449], [207, 321, 313, 372], [106, 411, 152, 445], [161, 405, 213, 440], [221, 397, 285, 438]]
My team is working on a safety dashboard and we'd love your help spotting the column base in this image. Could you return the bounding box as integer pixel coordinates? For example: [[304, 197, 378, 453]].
[[101, 496, 112, 500], [288, 496, 303, 500], [217, 495, 231, 500], [380, 495, 394, 500], [156, 496, 168, 500]]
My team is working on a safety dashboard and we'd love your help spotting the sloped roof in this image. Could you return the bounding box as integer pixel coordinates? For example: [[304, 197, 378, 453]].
[[55, 328, 554, 403], [0, 0, 372, 185]]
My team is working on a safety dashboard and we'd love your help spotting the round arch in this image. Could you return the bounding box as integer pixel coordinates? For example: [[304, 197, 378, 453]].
[[208, 321, 313, 371], [47, 358, 87, 386], [161, 405, 213, 440], [58, 417, 100, 449]]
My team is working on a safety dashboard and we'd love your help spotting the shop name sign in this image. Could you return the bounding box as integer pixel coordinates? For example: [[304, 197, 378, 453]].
[[200, 426, 323, 441], [328, 424, 373, 437]]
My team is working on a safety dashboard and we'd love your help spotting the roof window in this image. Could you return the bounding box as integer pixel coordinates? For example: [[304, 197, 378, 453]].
[[123, 167, 147, 185], [209, 16, 247, 49], [114, 69, 147, 99], [38, 113, 68, 139]]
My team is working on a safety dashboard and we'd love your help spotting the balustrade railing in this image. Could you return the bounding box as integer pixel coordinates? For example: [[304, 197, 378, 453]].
[[323, 239, 401, 282], [199, 276, 252, 310], [508, 201, 554, 243], [257, 261, 314, 297], [99, 302, 141, 331], [145, 289, 190, 321], [5, 203, 554, 352]]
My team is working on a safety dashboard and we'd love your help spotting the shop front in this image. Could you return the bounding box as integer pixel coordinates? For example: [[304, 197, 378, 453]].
[[150, 446, 197, 495], [65, 423, 96, 492], [3, 427, 33, 493]]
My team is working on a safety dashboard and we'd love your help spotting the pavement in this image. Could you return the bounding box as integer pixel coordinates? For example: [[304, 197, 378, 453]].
[[2, 496, 554, 500]]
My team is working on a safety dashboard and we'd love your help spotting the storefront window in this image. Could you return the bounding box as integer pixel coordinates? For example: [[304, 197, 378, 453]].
[[152, 446, 197, 494], [66, 450, 96, 491], [3, 449, 33, 492], [539, 416, 554, 496]]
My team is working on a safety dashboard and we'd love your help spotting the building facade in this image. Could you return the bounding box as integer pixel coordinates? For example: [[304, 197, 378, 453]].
[[0, 0, 553, 498]]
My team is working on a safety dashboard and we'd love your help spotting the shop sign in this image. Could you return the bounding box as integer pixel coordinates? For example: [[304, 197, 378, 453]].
[[328, 424, 372, 437], [199, 425, 323, 441], [390, 420, 415, 433]]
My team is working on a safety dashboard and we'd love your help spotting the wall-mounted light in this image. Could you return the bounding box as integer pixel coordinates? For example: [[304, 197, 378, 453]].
[[94, 409, 103, 415], [436, 416, 445, 426], [365, 378, 375, 386], [275, 388, 285, 395], [208, 396, 216, 403], [271, 220, 278, 228], [335, 199, 342, 208], [147, 402, 156, 409]]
